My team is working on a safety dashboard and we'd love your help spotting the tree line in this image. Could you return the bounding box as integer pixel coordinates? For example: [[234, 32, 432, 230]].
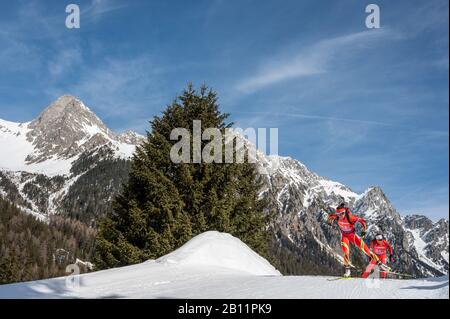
[[0, 196, 96, 284]]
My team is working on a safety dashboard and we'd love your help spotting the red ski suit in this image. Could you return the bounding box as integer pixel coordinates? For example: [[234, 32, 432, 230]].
[[328, 208, 378, 267], [362, 239, 393, 279]]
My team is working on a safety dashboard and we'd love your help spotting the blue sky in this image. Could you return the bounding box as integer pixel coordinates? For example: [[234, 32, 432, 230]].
[[0, 0, 448, 220]]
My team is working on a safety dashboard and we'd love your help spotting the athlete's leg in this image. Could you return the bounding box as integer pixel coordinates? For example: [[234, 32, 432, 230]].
[[379, 255, 387, 279], [353, 234, 379, 262], [362, 259, 377, 278], [341, 235, 351, 266]]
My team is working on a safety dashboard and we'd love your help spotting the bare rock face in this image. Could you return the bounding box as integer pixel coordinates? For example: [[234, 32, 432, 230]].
[[403, 215, 449, 275], [117, 130, 145, 145], [26, 95, 116, 163], [425, 219, 449, 269], [404, 215, 434, 231], [353, 187, 404, 237]]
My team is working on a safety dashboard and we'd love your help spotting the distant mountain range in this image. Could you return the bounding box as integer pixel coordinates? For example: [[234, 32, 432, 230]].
[[0, 95, 448, 277]]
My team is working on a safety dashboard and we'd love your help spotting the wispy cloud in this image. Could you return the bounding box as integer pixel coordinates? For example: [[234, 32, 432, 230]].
[[234, 111, 393, 127], [234, 110, 449, 138], [235, 29, 390, 93], [0, 0, 129, 41], [82, 0, 130, 20]]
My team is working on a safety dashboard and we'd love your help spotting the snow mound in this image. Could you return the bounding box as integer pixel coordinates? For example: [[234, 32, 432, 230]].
[[157, 231, 281, 276]]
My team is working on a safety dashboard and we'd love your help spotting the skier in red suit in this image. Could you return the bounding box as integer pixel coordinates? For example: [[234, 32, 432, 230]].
[[327, 203, 380, 277], [362, 233, 394, 279]]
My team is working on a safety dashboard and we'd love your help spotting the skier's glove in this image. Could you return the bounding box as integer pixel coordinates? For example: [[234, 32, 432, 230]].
[[390, 255, 394, 263]]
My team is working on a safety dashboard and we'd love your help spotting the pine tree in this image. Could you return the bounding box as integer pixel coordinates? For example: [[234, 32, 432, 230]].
[[0, 196, 96, 284], [95, 84, 271, 269]]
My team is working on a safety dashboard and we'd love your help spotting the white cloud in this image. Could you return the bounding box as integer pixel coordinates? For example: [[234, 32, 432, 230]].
[[234, 110, 393, 127], [83, 0, 129, 19], [235, 29, 389, 94]]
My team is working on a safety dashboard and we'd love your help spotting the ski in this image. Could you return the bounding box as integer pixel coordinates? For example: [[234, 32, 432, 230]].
[[384, 270, 415, 278], [347, 263, 360, 270], [327, 277, 354, 281], [377, 264, 414, 278], [328, 271, 413, 281]]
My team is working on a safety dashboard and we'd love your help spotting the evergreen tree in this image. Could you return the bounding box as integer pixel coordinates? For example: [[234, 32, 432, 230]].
[[95, 84, 271, 269], [0, 196, 96, 284]]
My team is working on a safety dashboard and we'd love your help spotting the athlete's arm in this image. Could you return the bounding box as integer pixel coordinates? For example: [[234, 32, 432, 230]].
[[348, 210, 367, 232], [327, 213, 337, 225], [385, 240, 393, 255]]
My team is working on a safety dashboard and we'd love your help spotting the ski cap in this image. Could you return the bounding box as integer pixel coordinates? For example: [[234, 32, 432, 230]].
[[375, 234, 383, 240]]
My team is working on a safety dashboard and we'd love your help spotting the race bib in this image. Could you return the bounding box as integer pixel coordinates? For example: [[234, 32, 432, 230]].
[[338, 219, 354, 232]]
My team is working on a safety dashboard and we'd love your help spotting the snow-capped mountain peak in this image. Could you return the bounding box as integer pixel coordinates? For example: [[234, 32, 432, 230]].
[[26, 95, 117, 164], [1, 96, 145, 219], [354, 186, 401, 222], [0, 95, 144, 176], [29, 95, 103, 133]]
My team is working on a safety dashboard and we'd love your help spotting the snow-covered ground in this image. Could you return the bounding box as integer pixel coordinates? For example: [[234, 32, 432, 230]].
[[0, 119, 72, 176], [0, 231, 447, 299]]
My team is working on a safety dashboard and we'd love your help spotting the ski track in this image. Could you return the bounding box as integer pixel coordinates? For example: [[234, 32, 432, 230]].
[[1, 264, 447, 299], [0, 231, 448, 299]]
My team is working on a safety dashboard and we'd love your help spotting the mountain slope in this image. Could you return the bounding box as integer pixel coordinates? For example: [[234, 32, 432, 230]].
[[403, 215, 449, 275], [0, 95, 142, 221], [0, 196, 96, 284], [0, 231, 446, 299]]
